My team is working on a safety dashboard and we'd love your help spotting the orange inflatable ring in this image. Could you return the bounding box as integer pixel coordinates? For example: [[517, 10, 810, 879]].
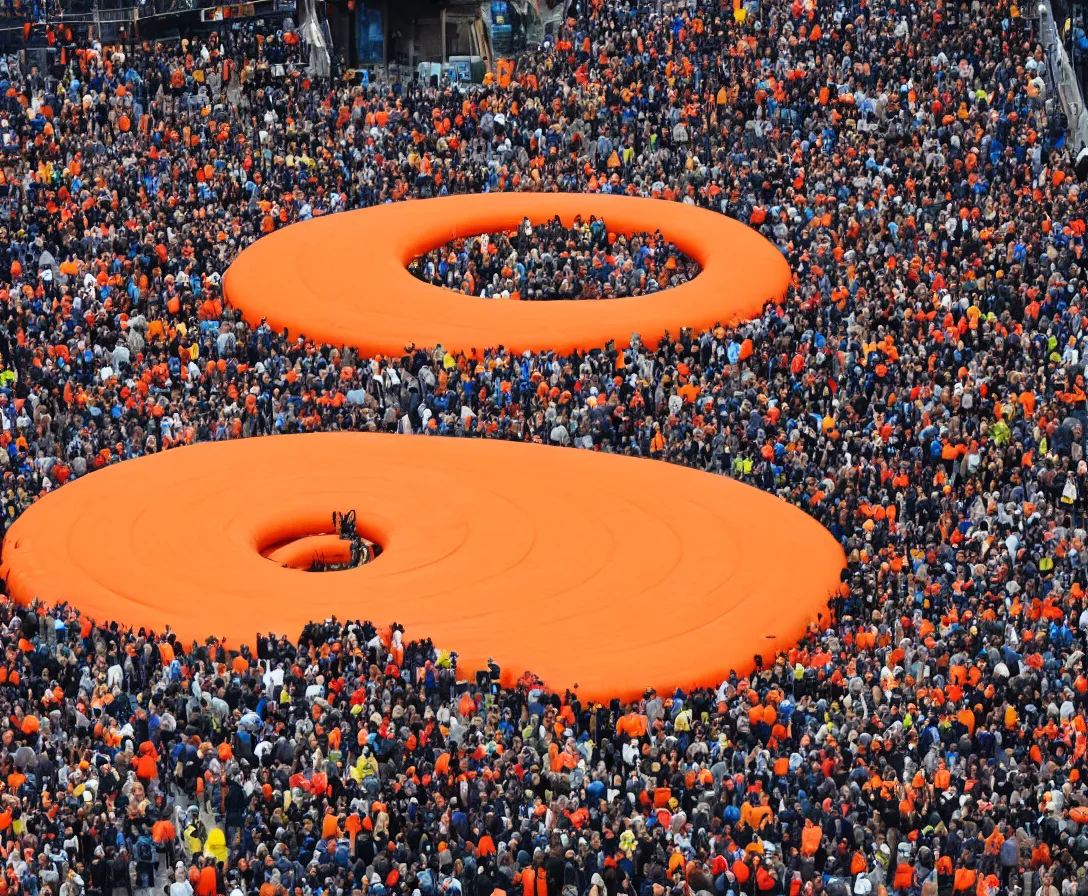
[[3, 196, 842, 700], [223, 193, 790, 356], [0, 433, 843, 701]]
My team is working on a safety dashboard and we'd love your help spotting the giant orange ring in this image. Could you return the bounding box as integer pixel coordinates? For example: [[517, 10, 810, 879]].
[[0, 433, 843, 701], [223, 193, 790, 356]]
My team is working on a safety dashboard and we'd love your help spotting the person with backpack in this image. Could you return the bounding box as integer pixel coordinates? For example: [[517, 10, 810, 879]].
[[223, 777, 247, 853], [133, 828, 157, 894]]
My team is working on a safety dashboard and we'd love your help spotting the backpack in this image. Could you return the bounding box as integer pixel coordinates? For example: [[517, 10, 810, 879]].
[[135, 836, 155, 864]]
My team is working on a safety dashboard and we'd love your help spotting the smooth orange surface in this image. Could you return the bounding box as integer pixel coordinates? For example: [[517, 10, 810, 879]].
[[264, 533, 352, 569], [0, 434, 843, 700], [223, 194, 791, 356]]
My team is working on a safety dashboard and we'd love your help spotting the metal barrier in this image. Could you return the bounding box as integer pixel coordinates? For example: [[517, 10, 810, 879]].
[[1039, 0, 1088, 169], [97, 7, 135, 21]]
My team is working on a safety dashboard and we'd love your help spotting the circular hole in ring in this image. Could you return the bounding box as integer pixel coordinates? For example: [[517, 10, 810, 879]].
[[408, 219, 701, 302], [257, 511, 383, 572]]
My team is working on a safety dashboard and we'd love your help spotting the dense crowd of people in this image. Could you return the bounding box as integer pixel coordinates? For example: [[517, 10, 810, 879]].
[[408, 220, 697, 299], [0, 0, 1084, 894]]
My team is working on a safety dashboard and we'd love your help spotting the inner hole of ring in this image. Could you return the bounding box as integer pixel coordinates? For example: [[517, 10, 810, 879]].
[[407, 216, 700, 301], [258, 510, 384, 572]]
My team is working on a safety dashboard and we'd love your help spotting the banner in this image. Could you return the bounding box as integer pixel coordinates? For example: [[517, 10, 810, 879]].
[[201, 3, 257, 21]]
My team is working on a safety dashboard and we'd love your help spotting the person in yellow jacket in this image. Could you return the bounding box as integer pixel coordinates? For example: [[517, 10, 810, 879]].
[[184, 818, 205, 857], [350, 747, 381, 797], [204, 827, 228, 865]]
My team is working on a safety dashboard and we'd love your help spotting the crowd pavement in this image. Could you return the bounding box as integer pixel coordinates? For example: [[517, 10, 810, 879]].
[[408, 220, 696, 300]]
